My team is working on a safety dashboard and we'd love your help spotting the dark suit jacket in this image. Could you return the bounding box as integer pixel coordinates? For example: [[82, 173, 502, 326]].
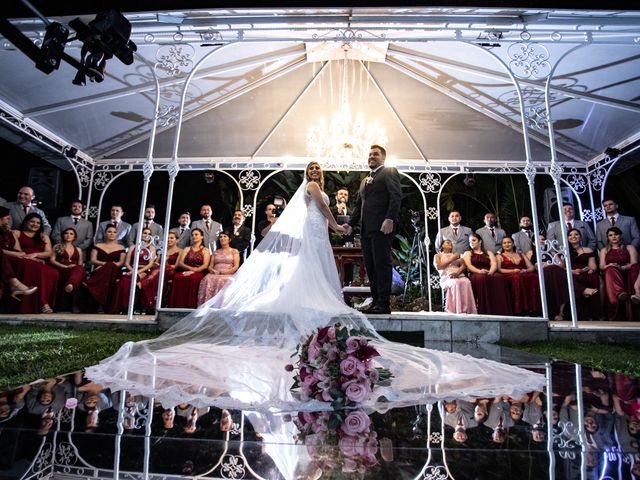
[[350, 167, 402, 236], [228, 224, 252, 254], [330, 204, 353, 245]]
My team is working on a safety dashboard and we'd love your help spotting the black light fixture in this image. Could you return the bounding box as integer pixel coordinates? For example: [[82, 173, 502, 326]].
[[604, 147, 621, 159], [62, 145, 78, 159]]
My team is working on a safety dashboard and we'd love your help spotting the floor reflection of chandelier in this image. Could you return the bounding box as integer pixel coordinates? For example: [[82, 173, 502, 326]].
[[306, 54, 388, 170]]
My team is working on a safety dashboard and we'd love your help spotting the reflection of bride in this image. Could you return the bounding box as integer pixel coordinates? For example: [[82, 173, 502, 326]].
[[87, 162, 544, 410]]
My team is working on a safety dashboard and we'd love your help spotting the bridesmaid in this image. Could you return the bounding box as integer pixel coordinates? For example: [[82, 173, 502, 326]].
[[50, 228, 85, 312], [139, 231, 182, 310], [85, 224, 126, 312], [497, 237, 541, 315], [0, 205, 38, 301], [599, 226, 639, 321], [567, 228, 601, 320], [13, 213, 59, 313], [434, 239, 476, 314], [197, 231, 240, 306], [462, 233, 513, 316], [112, 227, 157, 313], [169, 228, 210, 308]]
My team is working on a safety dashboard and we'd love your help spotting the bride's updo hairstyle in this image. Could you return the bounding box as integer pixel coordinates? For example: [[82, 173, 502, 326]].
[[305, 161, 324, 191]]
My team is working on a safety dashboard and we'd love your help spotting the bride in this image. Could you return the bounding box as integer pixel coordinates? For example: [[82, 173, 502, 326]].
[[87, 161, 544, 410]]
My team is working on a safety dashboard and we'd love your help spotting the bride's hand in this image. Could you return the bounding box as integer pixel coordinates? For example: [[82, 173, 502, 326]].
[[335, 224, 348, 235]]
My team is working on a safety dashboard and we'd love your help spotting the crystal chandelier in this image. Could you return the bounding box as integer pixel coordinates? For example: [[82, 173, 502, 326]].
[[306, 48, 388, 170]]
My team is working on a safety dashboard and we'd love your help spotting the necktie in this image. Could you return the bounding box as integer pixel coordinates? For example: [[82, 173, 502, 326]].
[[453, 227, 458, 237], [567, 222, 572, 231], [490, 227, 495, 239], [144, 221, 149, 229], [73, 217, 78, 225], [205, 221, 210, 230], [611, 217, 616, 226], [23, 205, 28, 214], [526, 230, 531, 240], [113, 222, 118, 229], [180, 227, 185, 235]]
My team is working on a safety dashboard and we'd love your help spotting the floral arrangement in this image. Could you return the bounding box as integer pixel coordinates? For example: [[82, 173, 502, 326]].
[[286, 324, 392, 409], [295, 409, 379, 475]]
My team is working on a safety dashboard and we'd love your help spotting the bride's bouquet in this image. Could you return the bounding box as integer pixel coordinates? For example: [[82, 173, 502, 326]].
[[286, 324, 392, 409], [295, 409, 379, 475]]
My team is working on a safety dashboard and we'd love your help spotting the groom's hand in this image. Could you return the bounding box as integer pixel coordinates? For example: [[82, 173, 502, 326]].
[[380, 219, 394, 234], [343, 225, 353, 236]]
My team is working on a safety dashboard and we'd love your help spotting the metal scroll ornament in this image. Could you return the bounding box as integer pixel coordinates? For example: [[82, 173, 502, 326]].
[[507, 42, 551, 80], [418, 170, 442, 193], [564, 168, 587, 194], [239, 170, 261, 191], [220, 455, 246, 479], [154, 44, 196, 78]]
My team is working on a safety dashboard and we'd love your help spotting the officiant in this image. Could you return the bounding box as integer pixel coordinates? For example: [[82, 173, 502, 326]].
[[331, 187, 355, 285]]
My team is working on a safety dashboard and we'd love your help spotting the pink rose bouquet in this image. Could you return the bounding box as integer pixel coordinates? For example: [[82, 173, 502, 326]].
[[295, 408, 379, 475], [286, 324, 393, 409]]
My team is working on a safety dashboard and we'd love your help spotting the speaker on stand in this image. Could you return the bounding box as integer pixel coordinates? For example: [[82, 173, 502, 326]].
[[28, 167, 62, 210]]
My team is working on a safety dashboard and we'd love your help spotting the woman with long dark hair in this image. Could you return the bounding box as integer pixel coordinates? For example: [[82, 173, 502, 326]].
[[169, 228, 210, 308], [85, 224, 126, 312], [599, 226, 638, 320], [567, 228, 600, 320], [50, 227, 85, 312]]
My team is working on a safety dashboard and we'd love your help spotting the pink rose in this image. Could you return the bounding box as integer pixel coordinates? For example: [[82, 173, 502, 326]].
[[346, 336, 361, 353], [339, 434, 357, 456], [367, 368, 380, 383], [305, 436, 317, 456], [340, 356, 359, 376], [307, 338, 321, 362], [342, 457, 358, 473], [341, 410, 371, 435], [302, 375, 319, 390], [344, 380, 372, 403]]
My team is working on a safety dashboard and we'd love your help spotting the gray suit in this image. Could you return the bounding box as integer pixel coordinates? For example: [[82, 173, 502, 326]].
[[128, 221, 164, 246], [170, 226, 191, 249], [8, 202, 51, 234], [51, 216, 94, 251], [95, 220, 132, 246], [596, 215, 640, 250], [434, 225, 473, 253], [190, 219, 222, 251], [547, 219, 596, 250], [475, 226, 506, 253], [512, 230, 534, 254], [0, 197, 7, 207]]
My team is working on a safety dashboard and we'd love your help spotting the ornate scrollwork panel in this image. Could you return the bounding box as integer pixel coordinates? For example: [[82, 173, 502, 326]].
[[429, 273, 441, 290], [426, 207, 438, 221], [87, 206, 99, 219], [564, 168, 587, 194], [239, 170, 261, 191], [581, 208, 604, 223], [589, 168, 606, 191], [220, 455, 246, 479], [156, 104, 179, 128], [154, 44, 196, 78], [507, 42, 551, 80], [423, 466, 450, 480], [418, 171, 442, 193], [241, 204, 254, 219]]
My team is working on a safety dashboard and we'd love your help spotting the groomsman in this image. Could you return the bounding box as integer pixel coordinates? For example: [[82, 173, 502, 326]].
[[191, 204, 222, 251], [512, 216, 535, 254], [128, 204, 164, 246], [228, 210, 252, 262], [94, 205, 131, 246], [435, 211, 473, 254], [348, 145, 402, 314], [475, 212, 506, 253], [596, 197, 640, 250], [8, 186, 51, 234], [170, 212, 192, 249], [51, 199, 94, 251], [547, 203, 595, 250]]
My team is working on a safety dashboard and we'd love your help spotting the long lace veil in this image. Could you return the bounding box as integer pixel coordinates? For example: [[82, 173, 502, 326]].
[[87, 180, 544, 410]]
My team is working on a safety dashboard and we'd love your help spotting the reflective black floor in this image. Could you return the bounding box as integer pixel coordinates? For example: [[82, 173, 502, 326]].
[[0, 344, 638, 480]]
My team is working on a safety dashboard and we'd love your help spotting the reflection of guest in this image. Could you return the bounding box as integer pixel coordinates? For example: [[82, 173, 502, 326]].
[[348, 145, 402, 315]]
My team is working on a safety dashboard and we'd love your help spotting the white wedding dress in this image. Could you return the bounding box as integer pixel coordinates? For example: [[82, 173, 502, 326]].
[[86, 181, 544, 411]]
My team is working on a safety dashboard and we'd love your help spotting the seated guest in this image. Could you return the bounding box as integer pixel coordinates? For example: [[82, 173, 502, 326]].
[[197, 231, 240, 306], [228, 210, 252, 263], [113, 227, 157, 313], [8, 186, 51, 234], [434, 239, 476, 314], [128, 204, 164, 247], [475, 212, 506, 253], [567, 228, 601, 320], [94, 205, 131, 246], [169, 228, 210, 308], [547, 203, 596, 250], [462, 233, 513, 316], [190, 205, 222, 251], [599, 227, 639, 321], [85, 225, 126, 312], [51, 199, 94, 253], [139, 231, 182, 310], [596, 197, 640, 250], [512, 216, 535, 255], [170, 212, 191, 249], [497, 236, 541, 315], [12, 213, 58, 314], [0, 206, 37, 301], [529, 233, 569, 321], [435, 210, 473, 254], [50, 228, 85, 312]]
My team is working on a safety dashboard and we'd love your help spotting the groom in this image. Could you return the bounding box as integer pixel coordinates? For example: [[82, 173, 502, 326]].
[[348, 145, 402, 314]]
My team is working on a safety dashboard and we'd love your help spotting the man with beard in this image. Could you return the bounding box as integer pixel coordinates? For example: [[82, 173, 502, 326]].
[[227, 210, 252, 263], [512, 216, 535, 255], [128, 204, 164, 247], [475, 212, 506, 253]]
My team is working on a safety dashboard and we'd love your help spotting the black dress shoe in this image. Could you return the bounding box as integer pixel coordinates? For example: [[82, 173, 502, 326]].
[[367, 305, 391, 314]]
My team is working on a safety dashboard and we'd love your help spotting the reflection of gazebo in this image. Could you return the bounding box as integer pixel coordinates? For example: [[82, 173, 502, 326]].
[[1, 7, 639, 325]]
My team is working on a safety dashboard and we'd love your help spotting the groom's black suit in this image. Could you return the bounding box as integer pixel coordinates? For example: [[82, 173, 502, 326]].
[[351, 166, 402, 309]]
